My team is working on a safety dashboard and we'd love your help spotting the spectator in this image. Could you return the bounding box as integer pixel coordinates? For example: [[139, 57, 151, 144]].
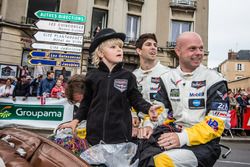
[[224, 90, 238, 135], [37, 71, 56, 98], [50, 79, 65, 98], [34, 63, 47, 78], [29, 74, 43, 96], [64, 74, 86, 116], [61, 67, 68, 81], [228, 90, 238, 111], [57, 74, 66, 88], [12, 75, 30, 101], [18, 65, 29, 77], [236, 91, 248, 136], [93, 26, 101, 37], [0, 78, 14, 97]]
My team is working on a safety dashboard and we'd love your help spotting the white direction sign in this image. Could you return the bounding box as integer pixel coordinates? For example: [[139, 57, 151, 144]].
[[35, 20, 85, 34], [34, 31, 83, 45], [32, 43, 82, 53]]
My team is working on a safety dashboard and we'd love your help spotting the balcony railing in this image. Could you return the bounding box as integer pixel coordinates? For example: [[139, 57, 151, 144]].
[[166, 41, 176, 48], [169, 0, 196, 9]]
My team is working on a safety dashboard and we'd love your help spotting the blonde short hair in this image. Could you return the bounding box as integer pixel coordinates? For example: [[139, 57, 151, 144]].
[[91, 38, 124, 66]]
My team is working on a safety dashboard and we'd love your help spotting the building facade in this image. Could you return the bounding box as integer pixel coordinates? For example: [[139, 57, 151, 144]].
[[0, 0, 208, 78], [219, 50, 250, 92], [219, 50, 250, 82], [228, 77, 250, 93]]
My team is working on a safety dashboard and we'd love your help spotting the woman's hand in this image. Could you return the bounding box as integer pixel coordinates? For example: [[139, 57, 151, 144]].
[[58, 119, 79, 133]]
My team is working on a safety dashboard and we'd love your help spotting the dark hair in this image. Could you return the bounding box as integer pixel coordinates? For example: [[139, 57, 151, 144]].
[[135, 33, 157, 49], [65, 74, 86, 104], [47, 71, 54, 76]]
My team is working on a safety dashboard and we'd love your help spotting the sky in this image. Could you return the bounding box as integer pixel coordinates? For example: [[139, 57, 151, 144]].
[[208, 0, 250, 68]]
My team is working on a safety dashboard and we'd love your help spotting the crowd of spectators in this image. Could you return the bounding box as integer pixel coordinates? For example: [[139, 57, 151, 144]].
[[0, 70, 66, 101], [226, 88, 250, 136]]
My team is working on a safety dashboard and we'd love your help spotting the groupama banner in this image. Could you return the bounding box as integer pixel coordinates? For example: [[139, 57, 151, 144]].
[[0, 97, 73, 130]]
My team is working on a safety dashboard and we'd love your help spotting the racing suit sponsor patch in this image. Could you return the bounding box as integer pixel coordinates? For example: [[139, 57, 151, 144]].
[[170, 79, 182, 86], [114, 79, 128, 92], [206, 118, 219, 131], [211, 102, 228, 111], [191, 80, 206, 89], [170, 89, 180, 97], [189, 99, 205, 109], [189, 92, 205, 97], [209, 110, 228, 118], [151, 77, 160, 84]]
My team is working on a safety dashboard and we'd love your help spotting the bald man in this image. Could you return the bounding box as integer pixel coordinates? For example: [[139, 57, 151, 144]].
[[139, 32, 230, 167]]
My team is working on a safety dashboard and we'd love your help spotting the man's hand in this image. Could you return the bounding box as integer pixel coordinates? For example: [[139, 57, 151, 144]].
[[132, 127, 139, 137], [149, 105, 161, 122], [137, 126, 153, 139], [158, 132, 180, 150], [132, 117, 140, 127]]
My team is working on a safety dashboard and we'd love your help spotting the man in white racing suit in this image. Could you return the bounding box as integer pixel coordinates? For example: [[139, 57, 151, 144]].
[[132, 33, 170, 135], [140, 32, 230, 167]]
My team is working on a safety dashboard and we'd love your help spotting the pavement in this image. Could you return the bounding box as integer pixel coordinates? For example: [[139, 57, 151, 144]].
[[221, 135, 250, 142], [221, 130, 250, 142]]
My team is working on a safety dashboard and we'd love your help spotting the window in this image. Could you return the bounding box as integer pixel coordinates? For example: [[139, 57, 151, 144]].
[[27, 0, 60, 24], [236, 63, 244, 71], [91, 8, 108, 38], [126, 15, 140, 43], [171, 20, 192, 42]]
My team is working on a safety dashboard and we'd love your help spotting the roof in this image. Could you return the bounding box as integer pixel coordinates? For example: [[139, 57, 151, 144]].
[[237, 50, 250, 60]]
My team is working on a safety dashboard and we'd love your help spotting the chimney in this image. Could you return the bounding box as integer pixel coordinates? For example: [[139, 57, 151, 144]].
[[228, 50, 237, 60]]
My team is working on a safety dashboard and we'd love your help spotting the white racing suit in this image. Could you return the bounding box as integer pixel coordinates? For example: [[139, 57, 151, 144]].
[[153, 65, 230, 167], [132, 62, 170, 124]]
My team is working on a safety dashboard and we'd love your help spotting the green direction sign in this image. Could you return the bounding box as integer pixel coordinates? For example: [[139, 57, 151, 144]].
[[35, 10, 87, 23], [0, 103, 64, 121]]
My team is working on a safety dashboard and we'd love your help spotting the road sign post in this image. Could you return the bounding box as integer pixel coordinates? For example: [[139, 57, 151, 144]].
[[35, 20, 85, 34], [29, 59, 57, 66], [61, 61, 80, 67], [49, 53, 81, 60], [32, 43, 82, 53], [32, 10, 85, 70], [35, 10, 87, 23], [34, 31, 83, 45], [29, 51, 47, 57]]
